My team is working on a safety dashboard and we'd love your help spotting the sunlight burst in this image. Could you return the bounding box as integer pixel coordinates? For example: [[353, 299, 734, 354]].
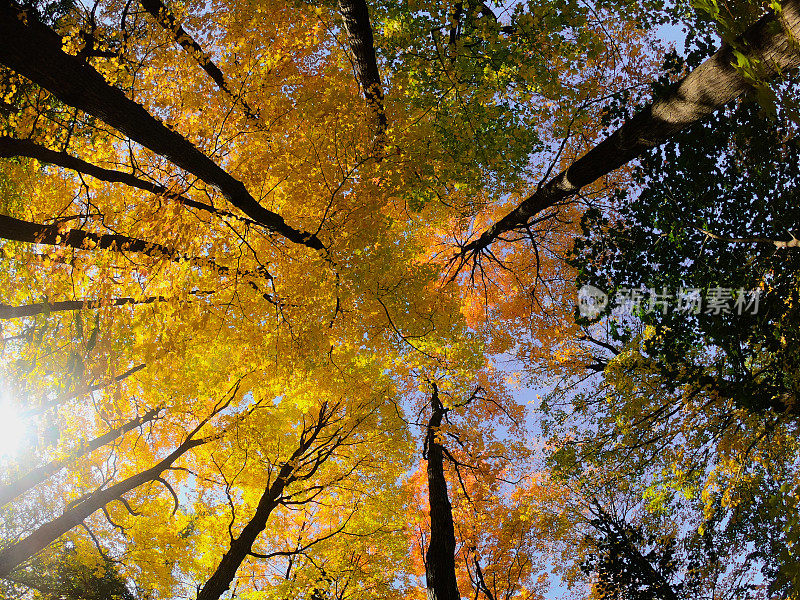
[[0, 391, 25, 458]]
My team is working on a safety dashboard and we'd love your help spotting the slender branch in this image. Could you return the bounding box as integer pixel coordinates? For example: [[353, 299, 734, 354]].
[[154, 476, 180, 515], [195, 402, 339, 600], [248, 507, 357, 560], [472, 553, 496, 600], [590, 503, 680, 600], [0, 420, 218, 577]]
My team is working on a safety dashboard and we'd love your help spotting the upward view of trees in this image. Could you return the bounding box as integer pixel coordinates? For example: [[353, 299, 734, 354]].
[[0, 0, 799, 598]]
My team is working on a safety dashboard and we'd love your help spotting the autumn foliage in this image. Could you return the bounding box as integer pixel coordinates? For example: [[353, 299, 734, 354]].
[[0, 0, 799, 598]]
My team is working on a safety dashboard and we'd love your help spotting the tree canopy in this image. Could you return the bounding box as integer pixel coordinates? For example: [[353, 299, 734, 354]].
[[1, 0, 800, 598]]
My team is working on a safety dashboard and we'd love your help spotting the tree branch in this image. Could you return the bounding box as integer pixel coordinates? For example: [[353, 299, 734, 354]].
[[0, 136, 261, 229], [138, 0, 258, 120]]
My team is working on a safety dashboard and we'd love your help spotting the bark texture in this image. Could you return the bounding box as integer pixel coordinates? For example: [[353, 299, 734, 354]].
[[337, 0, 387, 146], [0, 1, 322, 250], [424, 384, 460, 600], [463, 0, 800, 254], [0, 406, 161, 507]]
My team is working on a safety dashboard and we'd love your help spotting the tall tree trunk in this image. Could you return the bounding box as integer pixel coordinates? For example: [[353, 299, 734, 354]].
[[448, 3, 464, 46], [424, 384, 460, 600], [0, 406, 162, 507], [0, 297, 166, 320], [463, 0, 800, 255], [0, 136, 258, 228], [337, 0, 387, 148], [0, 434, 207, 577], [0, 212, 179, 258], [138, 0, 258, 120], [196, 403, 333, 600], [0, 1, 322, 250], [0, 212, 278, 302]]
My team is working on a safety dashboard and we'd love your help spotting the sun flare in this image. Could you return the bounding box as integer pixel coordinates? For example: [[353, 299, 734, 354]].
[[0, 392, 25, 459]]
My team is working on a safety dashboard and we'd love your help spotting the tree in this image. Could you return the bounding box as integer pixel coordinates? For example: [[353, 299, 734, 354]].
[[459, 0, 800, 260], [402, 377, 540, 600], [3, 547, 140, 599], [573, 74, 800, 414], [581, 504, 681, 600], [0, 384, 232, 578], [0, 1, 324, 249], [3, 0, 791, 597], [0, 404, 162, 507], [546, 63, 800, 592]]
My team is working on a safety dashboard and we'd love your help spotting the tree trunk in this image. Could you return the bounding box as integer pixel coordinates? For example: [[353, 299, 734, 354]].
[[0, 297, 160, 320], [0, 1, 322, 250], [0, 136, 257, 228], [424, 384, 460, 600], [464, 0, 800, 254], [0, 212, 257, 279], [196, 405, 331, 600], [0, 435, 206, 577], [337, 0, 387, 147], [0, 406, 161, 507], [0, 212, 177, 258], [0, 212, 277, 300], [195, 461, 293, 600]]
